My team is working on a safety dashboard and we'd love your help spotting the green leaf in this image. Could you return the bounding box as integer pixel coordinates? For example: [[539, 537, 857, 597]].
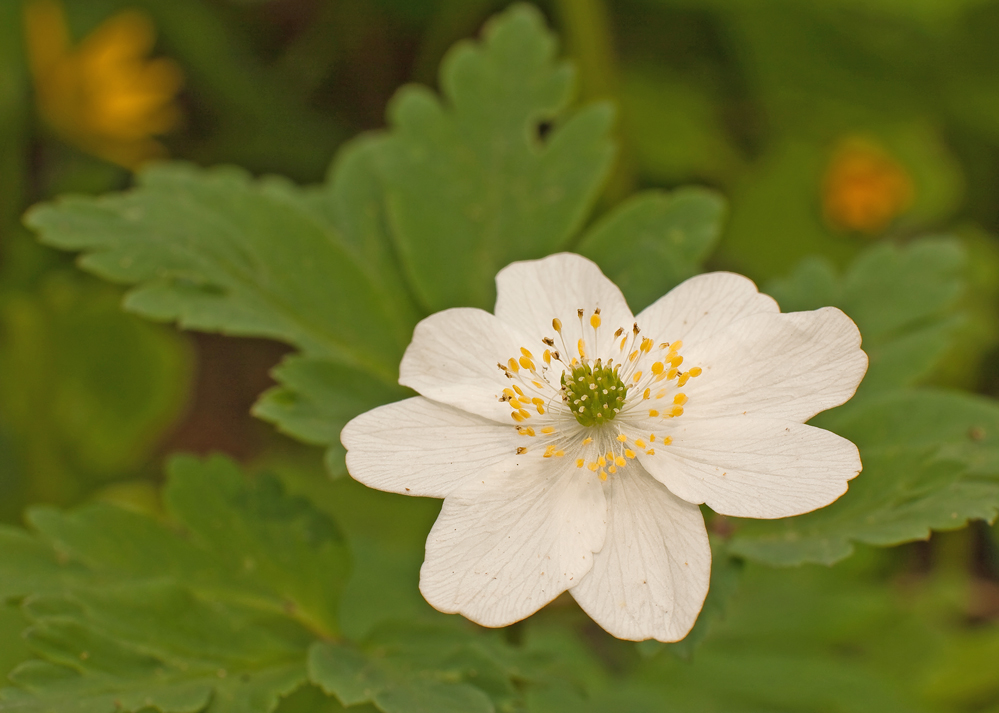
[[1, 583, 306, 713], [766, 238, 965, 394], [728, 389, 999, 566], [0, 455, 351, 712], [17, 455, 348, 637], [253, 356, 410, 478], [309, 626, 517, 713], [523, 552, 931, 713], [576, 188, 726, 311], [378, 3, 615, 311], [25, 164, 415, 381]]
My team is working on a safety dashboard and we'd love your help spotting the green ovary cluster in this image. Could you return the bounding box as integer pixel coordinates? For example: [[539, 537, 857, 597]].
[[561, 361, 628, 427]]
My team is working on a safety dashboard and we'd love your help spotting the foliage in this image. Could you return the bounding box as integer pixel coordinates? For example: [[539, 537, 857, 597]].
[[4, 1, 999, 712]]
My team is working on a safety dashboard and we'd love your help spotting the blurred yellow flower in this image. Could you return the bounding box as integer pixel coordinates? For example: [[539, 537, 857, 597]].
[[24, 0, 183, 169], [822, 137, 914, 234]]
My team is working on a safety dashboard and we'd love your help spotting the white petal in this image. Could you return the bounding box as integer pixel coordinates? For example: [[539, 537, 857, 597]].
[[680, 307, 867, 422], [341, 397, 521, 499], [399, 307, 535, 423], [570, 469, 710, 642], [494, 253, 634, 357], [420, 456, 607, 627], [639, 417, 861, 518], [636, 272, 778, 347]]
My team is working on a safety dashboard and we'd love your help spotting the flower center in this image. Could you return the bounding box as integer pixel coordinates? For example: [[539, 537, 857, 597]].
[[495, 307, 703, 481], [561, 360, 627, 427]]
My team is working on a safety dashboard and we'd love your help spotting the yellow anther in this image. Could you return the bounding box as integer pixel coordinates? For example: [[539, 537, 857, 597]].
[[646, 448, 655, 455], [543, 349, 551, 365], [536, 404, 545, 414], [598, 457, 607, 467], [543, 445, 557, 458], [677, 372, 691, 387], [599, 470, 608, 482], [590, 313, 601, 328], [553, 318, 563, 333], [620, 336, 628, 350], [656, 389, 667, 399], [605, 451, 614, 461], [511, 411, 525, 422], [614, 456, 626, 467], [672, 340, 683, 351], [608, 465, 617, 474], [662, 436, 673, 445], [641, 337, 653, 353], [521, 347, 534, 359], [632, 371, 642, 383], [578, 339, 587, 358], [519, 356, 534, 370], [588, 462, 599, 472], [513, 385, 524, 397], [625, 449, 636, 459], [670, 355, 684, 368], [669, 406, 684, 418], [576, 458, 585, 468], [503, 388, 515, 398], [629, 350, 639, 362], [651, 362, 664, 375], [674, 393, 688, 406], [516, 447, 527, 454], [634, 439, 646, 448], [532, 397, 545, 406], [582, 437, 593, 446], [533, 380, 544, 389], [649, 409, 659, 417], [616, 434, 628, 442], [541, 426, 556, 435], [649, 434, 656, 442], [518, 408, 531, 419], [666, 368, 678, 380], [555, 450, 564, 457], [508, 358, 520, 373], [689, 366, 702, 377], [509, 399, 522, 410], [643, 388, 651, 400], [518, 426, 535, 436]]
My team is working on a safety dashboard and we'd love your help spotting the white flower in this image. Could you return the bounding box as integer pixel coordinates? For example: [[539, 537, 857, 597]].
[[341, 253, 867, 642]]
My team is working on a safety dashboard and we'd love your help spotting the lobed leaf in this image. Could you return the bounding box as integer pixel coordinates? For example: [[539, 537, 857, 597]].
[[0, 455, 347, 712], [1, 583, 306, 713], [25, 164, 416, 382], [377, 3, 615, 311], [309, 625, 521, 713]]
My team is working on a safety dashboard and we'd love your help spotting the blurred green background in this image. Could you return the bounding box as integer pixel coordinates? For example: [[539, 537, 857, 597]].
[[3, 0, 999, 709]]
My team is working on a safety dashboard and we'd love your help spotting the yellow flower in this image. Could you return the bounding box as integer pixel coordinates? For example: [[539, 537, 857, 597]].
[[822, 137, 914, 234], [24, 0, 183, 169]]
